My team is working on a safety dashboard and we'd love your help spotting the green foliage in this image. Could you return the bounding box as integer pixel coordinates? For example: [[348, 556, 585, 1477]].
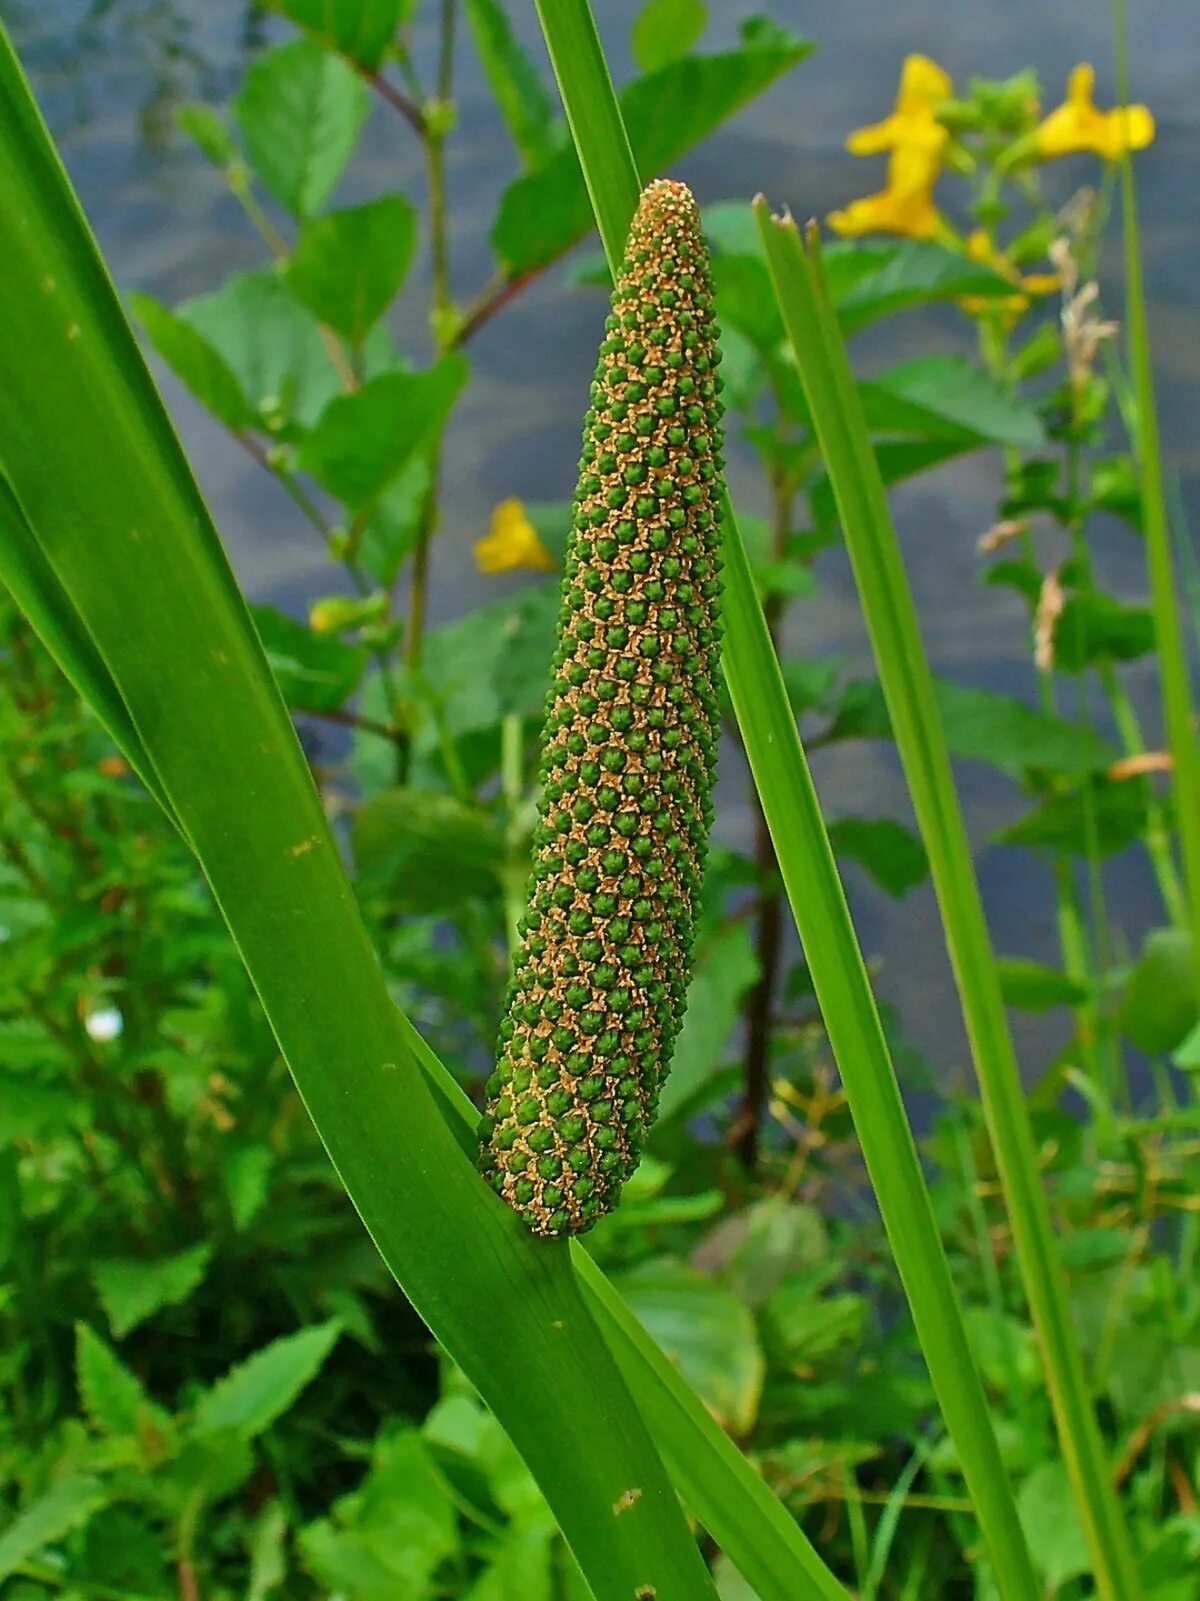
[[1, 4, 1197, 1600]]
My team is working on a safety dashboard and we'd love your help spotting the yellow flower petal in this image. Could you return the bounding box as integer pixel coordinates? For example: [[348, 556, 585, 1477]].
[[474, 498, 556, 575], [1035, 62, 1155, 160], [897, 53, 952, 112], [828, 182, 942, 241]]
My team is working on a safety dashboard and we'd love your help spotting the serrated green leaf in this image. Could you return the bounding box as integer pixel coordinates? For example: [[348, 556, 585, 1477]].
[[1120, 928, 1198, 1056], [631, 0, 706, 73], [178, 267, 346, 433], [286, 196, 417, 345], [298, 356, 468, 508], [233, 37, 370, 216], [251, 603, 366, 713], [76, 1322, 170, 1438], [823, 239, 1015, 333], [0, 1474, 109, 1580], [493, 24, 809, 273], [613, 1259, 763, 1435], [194, 1320, 341, 1440], [825, 676, 1116, 781], [129, 291, 252, 431], [264, 0, 415, 70], [996, 775, 1149, 859], [353, 787, 503, 914], [860, 357, 1046, 451], [466, 0, 557, 169], [299, 1427, 459, 1596], [1053, 591, 1156, 673], [827, 816, 928, 898], [996, 958, 1088, 1012], [1018, 1462, 1091, 1592], [93, 1243, 213, 1338], [248, 1501, 289, 1601]]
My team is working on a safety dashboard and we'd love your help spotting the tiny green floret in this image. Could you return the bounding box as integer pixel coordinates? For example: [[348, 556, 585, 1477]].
[[478, 179, 725, 1236]]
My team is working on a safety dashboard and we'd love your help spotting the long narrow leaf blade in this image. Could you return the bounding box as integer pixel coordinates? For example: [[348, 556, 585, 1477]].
[[0, 26, 717, 1601], [757, 203, 1142, 1601]]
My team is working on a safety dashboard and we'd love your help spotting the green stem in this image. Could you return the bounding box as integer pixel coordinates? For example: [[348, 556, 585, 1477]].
[[1113, 0, 1200, 992]]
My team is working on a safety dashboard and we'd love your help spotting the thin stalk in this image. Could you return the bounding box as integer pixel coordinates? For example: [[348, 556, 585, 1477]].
[[529, 4, 1037, 1594], [758, 206, 1142, 1601], [1114, 0, 1200, 987]]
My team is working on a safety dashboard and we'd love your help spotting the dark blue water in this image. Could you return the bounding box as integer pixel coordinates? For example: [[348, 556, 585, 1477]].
[[4, 0, 1197, 1083]]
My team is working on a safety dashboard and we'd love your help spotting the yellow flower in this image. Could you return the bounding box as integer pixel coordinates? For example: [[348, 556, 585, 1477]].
[[831, 55, 952, 241], [474, 498, 555, 575], [828, 176, 943, 241], [961, 230, 1060, 316], [846, 53, 952, 169], [1035, 64, 1154, 160]]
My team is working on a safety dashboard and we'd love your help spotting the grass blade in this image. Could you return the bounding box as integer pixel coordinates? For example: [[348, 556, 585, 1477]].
[[1113, 0, 1200, 983], [0, 26, 718, 1601], [756, 203, 1142, 1601], [530, 3, 1034, 1595], [0, 475, 171, 815]]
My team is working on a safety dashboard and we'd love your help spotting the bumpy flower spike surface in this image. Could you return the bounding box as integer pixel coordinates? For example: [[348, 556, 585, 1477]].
[[478, 179, 725, 1236]]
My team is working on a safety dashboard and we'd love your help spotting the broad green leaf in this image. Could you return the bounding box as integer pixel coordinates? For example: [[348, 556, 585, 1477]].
[[251, 603, 367, 713], [1053, 591, 1156, 673], [827, 816, 928, 898], [222, 1143, 274, 1231], [415, 583, 559, 738], [809, 438, 976, 528], [860, 357, 1046, 451], [614, 1259, 763, 1434], [129, 291, 252, 431], [298, 356, 468, 508], [711, 254, 783, 355], [707, 1197, 826, 1308], [1018, 1462, 1091, 1593], [353, 787, 503, 914], [465, 1525, 556, 1601], [1119, 928, 1197, 1056], [0, 1066, 84, 1146], [248, 1501, 289, 1601], [299, 1427, 459, 1597], [631, 0, 706, 72], [964, 1307, 1041, 1394], [93, 1243, 213, 1338], [466, 0, 557, 170], [76, 1323, 170, 1437], [358, 458, 430, 585], [996, 958, 1088, 1012], [179, 267, 349, 433], [233, 37, 370, 216], [286, 195, 417, 345], [658, 922, 758, 1119], [822, 239, 1014, 334], [825, 676, 1116, 782], [194, 1320, 342, 1440], [493, 22, 810, 273], [0, 1474, 109, 1580], [996, 776, 1149, 859], [264, 0, 415, 70]]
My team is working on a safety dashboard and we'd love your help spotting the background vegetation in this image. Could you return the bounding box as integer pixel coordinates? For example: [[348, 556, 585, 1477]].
[[1, 2, 1198, 1597]]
